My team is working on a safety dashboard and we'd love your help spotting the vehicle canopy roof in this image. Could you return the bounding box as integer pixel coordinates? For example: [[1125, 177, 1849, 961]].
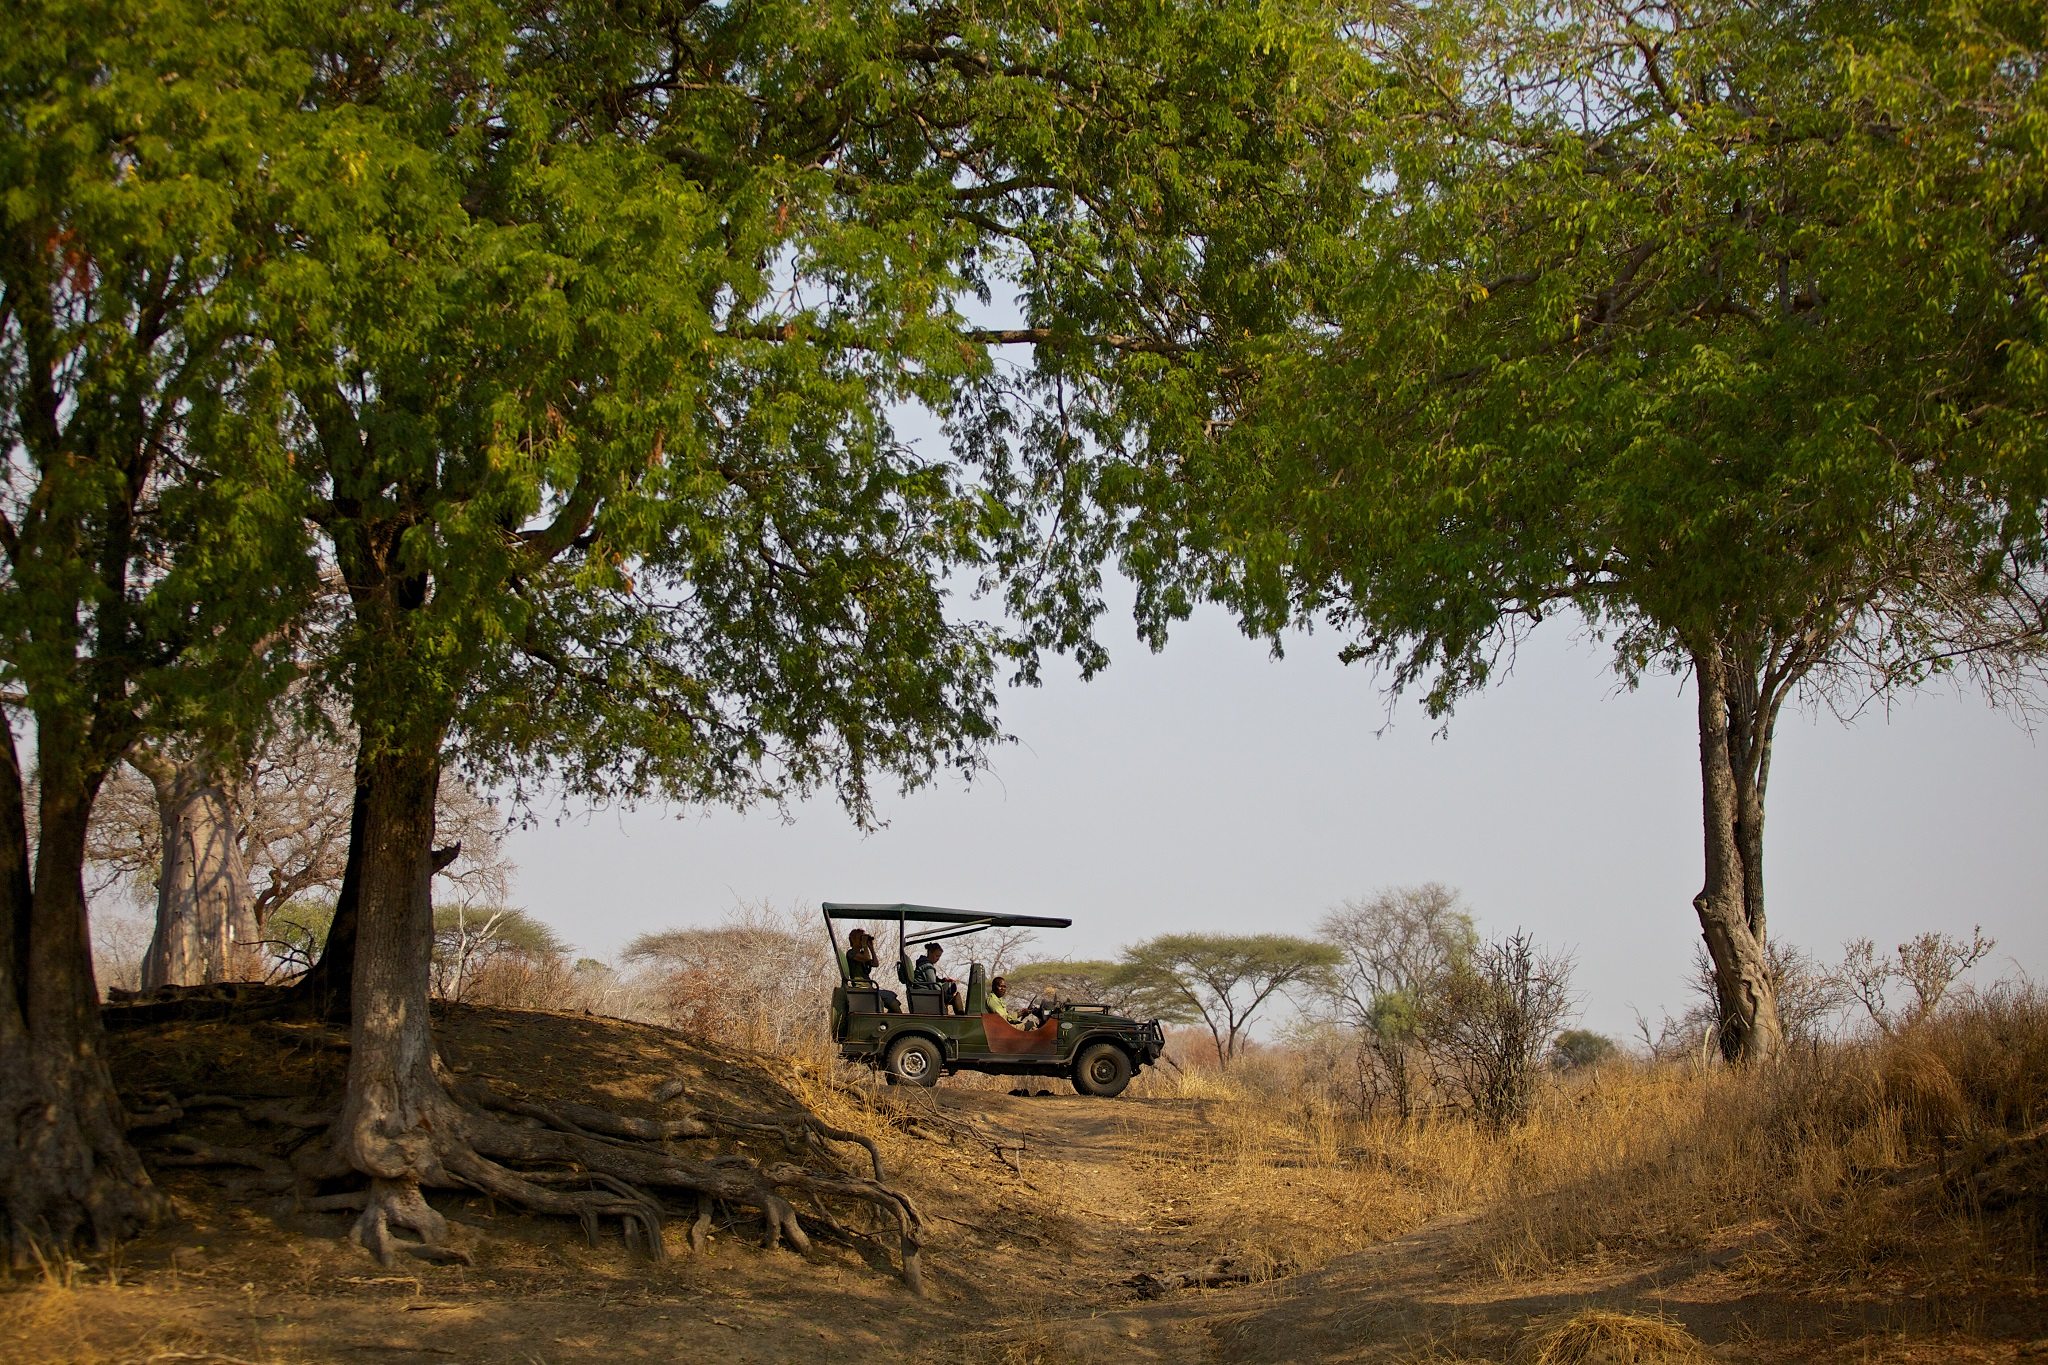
[[822, 902, 1072, 930]]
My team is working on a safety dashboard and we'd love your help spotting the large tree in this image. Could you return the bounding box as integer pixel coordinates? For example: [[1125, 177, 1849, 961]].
[[248, 0, 1353, 1261], [1040, 0, 2048, 1062], [0, 0, 310, 1256]]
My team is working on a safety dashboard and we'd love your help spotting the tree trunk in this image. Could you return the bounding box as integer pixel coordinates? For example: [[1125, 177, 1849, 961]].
[[1690, 638, 1785, 1064], [326, 736, 467, 1250], [133, 749, 262, 989], [0, 720, 163, 1262], [287, 766, 371, 1020]]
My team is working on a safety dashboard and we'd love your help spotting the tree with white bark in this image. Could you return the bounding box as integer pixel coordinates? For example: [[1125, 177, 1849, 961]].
[[87, 716, 513, 990]]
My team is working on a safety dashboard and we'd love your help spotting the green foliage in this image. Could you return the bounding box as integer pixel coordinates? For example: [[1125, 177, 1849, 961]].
[[1115, 932, 1342, 1066], [1169, 0, 2048, 709], [248, 0, 1005, 803], [263, 899, 337, 977], [196, 0, 1365, 819], [1550, 1029, 1619, 1073], [1, 0, 315, 774]]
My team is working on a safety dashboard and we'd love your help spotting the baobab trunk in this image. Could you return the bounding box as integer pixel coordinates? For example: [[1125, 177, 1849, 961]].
[[132, 749, 262, 989], [1691, 638, 1785, 1064], [0, 723, 161, 1261]]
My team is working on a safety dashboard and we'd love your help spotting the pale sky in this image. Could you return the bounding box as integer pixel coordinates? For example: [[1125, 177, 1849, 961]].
[[505, 581, 2046, 1044]]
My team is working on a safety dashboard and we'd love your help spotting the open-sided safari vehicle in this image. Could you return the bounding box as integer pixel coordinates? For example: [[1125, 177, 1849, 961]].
[[824, 902, 1165, 1096]]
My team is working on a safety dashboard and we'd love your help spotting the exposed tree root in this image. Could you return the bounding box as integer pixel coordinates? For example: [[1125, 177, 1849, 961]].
[[101, 983, 303, 1029], [273, 1072, 934, 1290], [869, 1090, 1025, 1172], [1126, 1258, 1257, 1298], [123, 1034, 928, 1290], [450, 1093, 927, 1286], [350, 1178, 472, 1266]]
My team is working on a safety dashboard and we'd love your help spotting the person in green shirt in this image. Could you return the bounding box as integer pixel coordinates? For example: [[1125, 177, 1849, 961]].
[[987, 975, 1018, 1023]]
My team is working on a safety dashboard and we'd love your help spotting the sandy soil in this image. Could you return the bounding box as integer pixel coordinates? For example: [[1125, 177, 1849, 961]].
[[2, 1007, 2043, 1363]]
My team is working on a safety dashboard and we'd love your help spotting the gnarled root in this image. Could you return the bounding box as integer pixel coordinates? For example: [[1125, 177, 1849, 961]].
[[306, 1074, 929, 1291], [456, 1085, 925, 1290], [441, 1146, 664, 1256], [350, 1177, 471, 1266]]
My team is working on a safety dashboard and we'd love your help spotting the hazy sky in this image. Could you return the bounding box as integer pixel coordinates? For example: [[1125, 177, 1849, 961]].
[[504, 581, 2046, 1044]]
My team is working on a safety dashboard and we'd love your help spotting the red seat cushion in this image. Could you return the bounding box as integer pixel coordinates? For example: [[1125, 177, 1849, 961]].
[[982, 1013, 1058, 1055]]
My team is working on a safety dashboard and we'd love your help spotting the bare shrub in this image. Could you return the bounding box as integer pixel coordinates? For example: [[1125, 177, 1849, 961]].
[[1423, 931, 1574, 1130], [1319, 884, 1478, 1118], [1840, 927, 1997, 1033], [621, 902, 835, 1054]]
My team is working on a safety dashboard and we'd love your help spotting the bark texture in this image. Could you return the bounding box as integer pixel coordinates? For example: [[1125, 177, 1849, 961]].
[[329, 742, 445, 1202], [1690, 637, 1786, 1064], [0, 725, 164, 1262], [132, 748, 262, 989]]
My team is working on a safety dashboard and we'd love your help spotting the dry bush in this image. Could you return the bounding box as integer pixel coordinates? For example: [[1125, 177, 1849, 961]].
[[619, 902, 837, 1056], [1514, 1310, 1710, 1365], [1450, 984, 2048, 1281]]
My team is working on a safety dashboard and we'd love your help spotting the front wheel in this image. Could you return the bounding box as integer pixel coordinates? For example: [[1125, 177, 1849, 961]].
[[885, 1034, 943, 1088], [1072, 1042, 1133, 1098]]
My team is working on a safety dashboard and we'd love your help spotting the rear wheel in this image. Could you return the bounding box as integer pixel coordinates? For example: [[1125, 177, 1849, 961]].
[[1072, 1042, 1133, 1098], [885, 1035, 943, 1088]]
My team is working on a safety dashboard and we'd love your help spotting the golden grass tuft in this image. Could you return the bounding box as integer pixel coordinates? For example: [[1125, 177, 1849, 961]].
[[1513, 1309, 1713, 1365]]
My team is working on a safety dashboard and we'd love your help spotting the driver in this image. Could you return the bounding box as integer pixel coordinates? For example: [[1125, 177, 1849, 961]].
[[986, 974, 1018, 1023]]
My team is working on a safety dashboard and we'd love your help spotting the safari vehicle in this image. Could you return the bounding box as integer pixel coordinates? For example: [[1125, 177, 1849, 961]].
[[824, 902, 1165, 1097]]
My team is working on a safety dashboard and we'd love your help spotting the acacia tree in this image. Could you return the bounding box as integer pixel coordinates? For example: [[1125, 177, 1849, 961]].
[[1038, 0, 2048, 1062], [0, 0, 310, 1256], [1115, 933, 1340, 1068]]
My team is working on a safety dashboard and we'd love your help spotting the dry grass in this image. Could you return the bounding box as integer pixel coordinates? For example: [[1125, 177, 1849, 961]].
[[1439, 985, 2048, 1283], [5, 987, 2040, 1363], [1513, 1309, 1712, 1364], [944, 983, 2048, 1300]]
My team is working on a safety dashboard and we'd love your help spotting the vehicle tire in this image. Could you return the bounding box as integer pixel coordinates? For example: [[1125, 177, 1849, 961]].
[[1072, 1042, 1133, 1098], [885, 1034, 943, 1088]]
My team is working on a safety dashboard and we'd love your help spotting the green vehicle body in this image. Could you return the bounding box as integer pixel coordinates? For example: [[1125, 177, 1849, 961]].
[[822, 903, 1165, 1097]]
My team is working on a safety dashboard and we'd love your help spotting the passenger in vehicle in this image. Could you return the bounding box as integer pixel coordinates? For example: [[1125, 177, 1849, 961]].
[[844, 928, 901, 1013], [912, 943, 965, 1013]]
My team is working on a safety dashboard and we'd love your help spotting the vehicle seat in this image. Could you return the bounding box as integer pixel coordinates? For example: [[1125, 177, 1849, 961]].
[[907, 988, 946, 1016], [844, 987, 884, 1014], [981, 1012, 1059, 1055]]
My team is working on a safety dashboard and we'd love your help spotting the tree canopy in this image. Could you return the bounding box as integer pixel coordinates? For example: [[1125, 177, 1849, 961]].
[[1038, 0, 2048, 1061], [1116, 933, 1341, 1068]]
